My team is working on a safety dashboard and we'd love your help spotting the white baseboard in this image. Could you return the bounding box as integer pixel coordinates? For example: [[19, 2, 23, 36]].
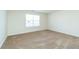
[[0, 36, 7, 48], [49, 29, 79, 37], [8, 29, 48, 36]]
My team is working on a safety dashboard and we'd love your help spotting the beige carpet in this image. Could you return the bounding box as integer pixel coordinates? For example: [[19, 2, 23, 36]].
[[1, 30, 79, 49]]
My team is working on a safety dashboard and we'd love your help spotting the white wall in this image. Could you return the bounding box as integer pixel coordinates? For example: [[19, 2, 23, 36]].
[[8, 10, 79, 37], [48, 10, 79, 37], [0, 10, 7, 47], [8, 10, 48, 35]]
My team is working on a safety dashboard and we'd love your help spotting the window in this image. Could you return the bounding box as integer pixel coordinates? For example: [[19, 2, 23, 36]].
[[26, 14, 40, 27]]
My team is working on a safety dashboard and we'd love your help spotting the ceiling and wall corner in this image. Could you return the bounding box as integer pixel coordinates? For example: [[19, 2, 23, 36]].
[[32, 10, 58, 14]]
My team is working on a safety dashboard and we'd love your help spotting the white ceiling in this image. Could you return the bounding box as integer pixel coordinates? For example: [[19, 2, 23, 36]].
[[33, 10, 57, 14]]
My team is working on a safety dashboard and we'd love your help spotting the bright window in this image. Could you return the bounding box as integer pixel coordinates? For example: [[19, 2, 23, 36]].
[[26, 14, 40, 27]]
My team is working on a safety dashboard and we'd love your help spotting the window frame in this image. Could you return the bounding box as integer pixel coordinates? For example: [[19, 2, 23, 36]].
[[25, 14, 40, 27]]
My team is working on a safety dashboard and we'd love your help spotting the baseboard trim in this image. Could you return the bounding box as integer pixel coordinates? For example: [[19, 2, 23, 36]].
[[0, 36, 7, 48], [49, 29, 79, 38], [8, 29, 49, 36]]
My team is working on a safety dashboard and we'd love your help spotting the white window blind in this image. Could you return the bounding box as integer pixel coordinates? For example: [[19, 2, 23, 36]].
[[26, 14, 40, 27]]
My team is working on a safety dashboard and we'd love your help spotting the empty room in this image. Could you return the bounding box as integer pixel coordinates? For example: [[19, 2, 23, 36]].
[[0, 10, 79, 49]]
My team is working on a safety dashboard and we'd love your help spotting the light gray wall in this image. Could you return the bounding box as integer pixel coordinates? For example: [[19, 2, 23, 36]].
[[0, 10, 7, 47], [8, 10, 79, 37], [48, 10, 79, 37], [8, 10, 48, 35]]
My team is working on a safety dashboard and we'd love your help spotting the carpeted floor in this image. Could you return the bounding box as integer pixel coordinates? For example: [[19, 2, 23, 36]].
[[1, 30, 79, 49]]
